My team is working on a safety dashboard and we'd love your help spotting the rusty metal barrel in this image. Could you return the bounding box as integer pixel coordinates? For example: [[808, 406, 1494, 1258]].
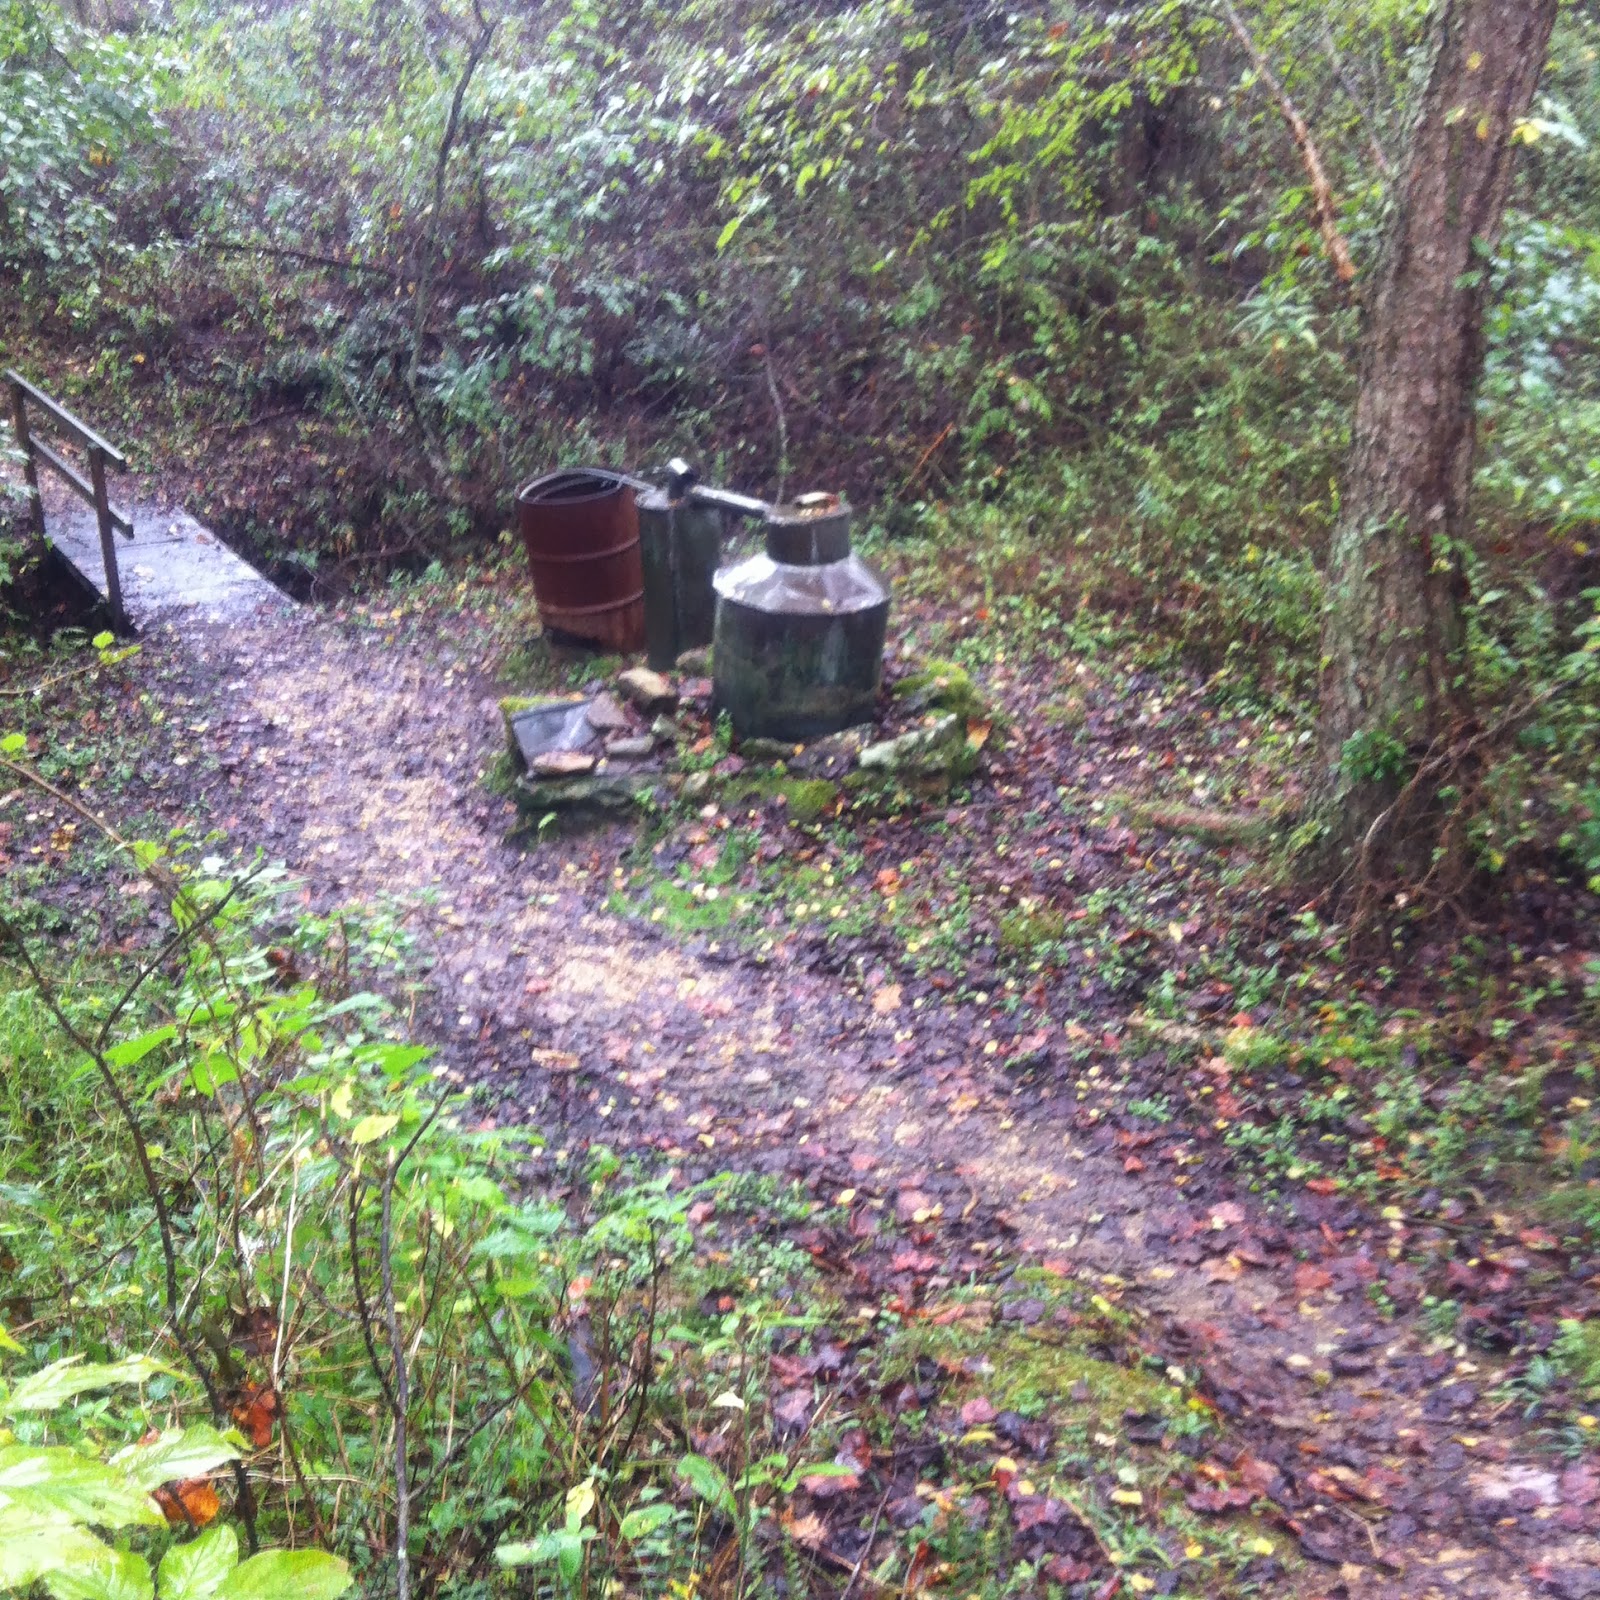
[[516, 468, 646, 651]]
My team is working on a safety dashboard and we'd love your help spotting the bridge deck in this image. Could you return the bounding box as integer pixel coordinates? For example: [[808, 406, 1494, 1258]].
[[43, 492, 286, 628]]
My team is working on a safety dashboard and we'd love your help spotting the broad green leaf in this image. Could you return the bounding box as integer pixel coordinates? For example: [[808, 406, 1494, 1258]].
[[618, 1502, 676, 1541], [158, 1524, 240, 1600], [494, 1533, 564, 1567], [0, 1504, 111, 1587], [675, 1453, 735, 1517], [715, 215, 743, 251], [7, 1356, 173, 1413], [104, 1027, 175, 1069], [0, 1322, 22, 1355], [349, 1114, 399, 1146], [369, 1044, 432, 1079], [0, 733, 25, 755], [495, 1527, 591, 1579], [0, 1446, 162, 1527], [45, 1547, 153, 1600], [214, 1550, 352, 1600], [112, 1425, 245, 1491], [556, 1527, 586, 1584]]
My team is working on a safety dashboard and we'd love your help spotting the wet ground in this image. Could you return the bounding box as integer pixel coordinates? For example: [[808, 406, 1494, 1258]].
[[87, 584, 1598, 1600]]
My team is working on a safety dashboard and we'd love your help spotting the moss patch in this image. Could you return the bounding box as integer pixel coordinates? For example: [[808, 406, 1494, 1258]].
[[894, 659, 985, 721], [998, 905, 1069, 952]]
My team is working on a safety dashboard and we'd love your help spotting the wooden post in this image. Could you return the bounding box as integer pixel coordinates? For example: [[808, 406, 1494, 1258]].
[[8, 378, 46, 555], [88, 443, 128, 634]]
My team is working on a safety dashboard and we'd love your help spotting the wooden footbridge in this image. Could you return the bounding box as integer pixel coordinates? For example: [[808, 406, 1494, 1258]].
[[7, 370, 285, 631]]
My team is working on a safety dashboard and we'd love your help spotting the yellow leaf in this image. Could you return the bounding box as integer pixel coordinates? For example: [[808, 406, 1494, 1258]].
[[1185, 1542, 1204, 1560], [350, 1113, 399, 1146], [330, 1082, 354, 1119], [1248, 1537, 1274, 1556], [0, 1324, 21, 1355], [566, 1478, 596, 1525], [1467, 50, 1483, 70], [1111, 1489, 1143, 1507]]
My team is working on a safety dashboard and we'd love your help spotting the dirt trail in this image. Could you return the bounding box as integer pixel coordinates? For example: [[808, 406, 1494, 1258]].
[[134, 604, 1596, 1600]]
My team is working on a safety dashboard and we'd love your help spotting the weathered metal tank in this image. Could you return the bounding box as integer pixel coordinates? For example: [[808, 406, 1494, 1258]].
[[637, 464, 726, 671], [517, 468, 646, 651], [712, 497, 889, 741]]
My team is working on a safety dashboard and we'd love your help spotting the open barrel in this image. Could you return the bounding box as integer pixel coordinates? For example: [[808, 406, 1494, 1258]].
[[516, 468, 646, 651]]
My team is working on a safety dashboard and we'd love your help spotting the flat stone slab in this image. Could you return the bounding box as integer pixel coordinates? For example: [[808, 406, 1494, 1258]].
[[44, 496, 286, 627]]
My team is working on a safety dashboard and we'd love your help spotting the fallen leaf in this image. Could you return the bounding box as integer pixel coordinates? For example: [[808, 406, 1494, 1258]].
[[156, 1478, 221, 1527], [960, 1397, 997, 1427], [230, 1385, 280, 1449], [772, 1389, 813, 1431], [781, 1510, 829, 1548], [1187, 1484, 1255, 1513], [1293, 1262, 1334, 1295]]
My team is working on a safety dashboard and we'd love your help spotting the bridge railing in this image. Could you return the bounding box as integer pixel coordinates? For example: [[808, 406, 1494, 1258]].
[[6, 369, 133, 632]]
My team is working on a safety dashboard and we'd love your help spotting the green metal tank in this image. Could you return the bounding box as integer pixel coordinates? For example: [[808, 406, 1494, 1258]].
[[637, 485, 724, 672], [712, 500, 889, 741]]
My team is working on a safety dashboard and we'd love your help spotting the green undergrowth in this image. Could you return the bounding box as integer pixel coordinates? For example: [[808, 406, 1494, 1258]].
[[0, 804, 1270, 1598], [1125, 914, 1600, 1240], [0, 630, 1285, 1597]]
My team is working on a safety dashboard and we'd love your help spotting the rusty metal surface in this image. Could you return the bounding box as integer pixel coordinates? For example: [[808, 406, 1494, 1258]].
[[517, 469, 646, 651]]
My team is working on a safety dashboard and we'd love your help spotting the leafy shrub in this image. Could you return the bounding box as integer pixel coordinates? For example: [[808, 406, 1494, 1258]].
[[0, 0, 173, 306], [0, 1349, 350, 1599]]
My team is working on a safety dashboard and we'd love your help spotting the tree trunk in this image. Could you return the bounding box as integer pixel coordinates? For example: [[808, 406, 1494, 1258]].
[[1318, 0, 1556, 863]]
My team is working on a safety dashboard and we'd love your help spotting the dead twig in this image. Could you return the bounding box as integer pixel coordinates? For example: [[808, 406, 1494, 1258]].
[[1317, 25, 1394, 178], [200, 240, 396, 280], [902, 422, 955, 497], [837, 1485, 892, 1600], [1216, 1, 1357, 285], [762, 344, 790, 503], [380, 1150, 413, 1600], [407, 0, 499, 390]]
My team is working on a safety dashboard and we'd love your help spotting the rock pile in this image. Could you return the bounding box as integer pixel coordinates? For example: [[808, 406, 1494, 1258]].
[[497, 655, 989, 822]]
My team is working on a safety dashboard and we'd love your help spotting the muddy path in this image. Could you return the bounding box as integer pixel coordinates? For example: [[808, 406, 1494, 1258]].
[[115, 600, 1598, 1600]]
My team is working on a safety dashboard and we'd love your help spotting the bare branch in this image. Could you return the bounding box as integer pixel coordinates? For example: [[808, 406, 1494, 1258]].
[[407, 7, 500, 389], [1217, 1, 1358, 285], [1318, 26, 1394, 178]]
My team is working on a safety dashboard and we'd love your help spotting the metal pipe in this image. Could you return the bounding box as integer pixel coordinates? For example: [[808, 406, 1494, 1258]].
[[688, 483, 770, 520], [661, 456, 770, 520]]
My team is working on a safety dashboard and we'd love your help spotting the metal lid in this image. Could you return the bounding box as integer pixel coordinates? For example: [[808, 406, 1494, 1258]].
[[763, 499, 852, 565]]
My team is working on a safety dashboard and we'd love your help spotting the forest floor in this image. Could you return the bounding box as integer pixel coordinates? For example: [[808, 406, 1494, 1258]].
[[9, 497, 1600, 1600]]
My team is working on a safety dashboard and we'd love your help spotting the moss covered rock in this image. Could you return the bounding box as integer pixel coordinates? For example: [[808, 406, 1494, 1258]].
[[893, 660, 984, 721], [779, 777, 840, 823]]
